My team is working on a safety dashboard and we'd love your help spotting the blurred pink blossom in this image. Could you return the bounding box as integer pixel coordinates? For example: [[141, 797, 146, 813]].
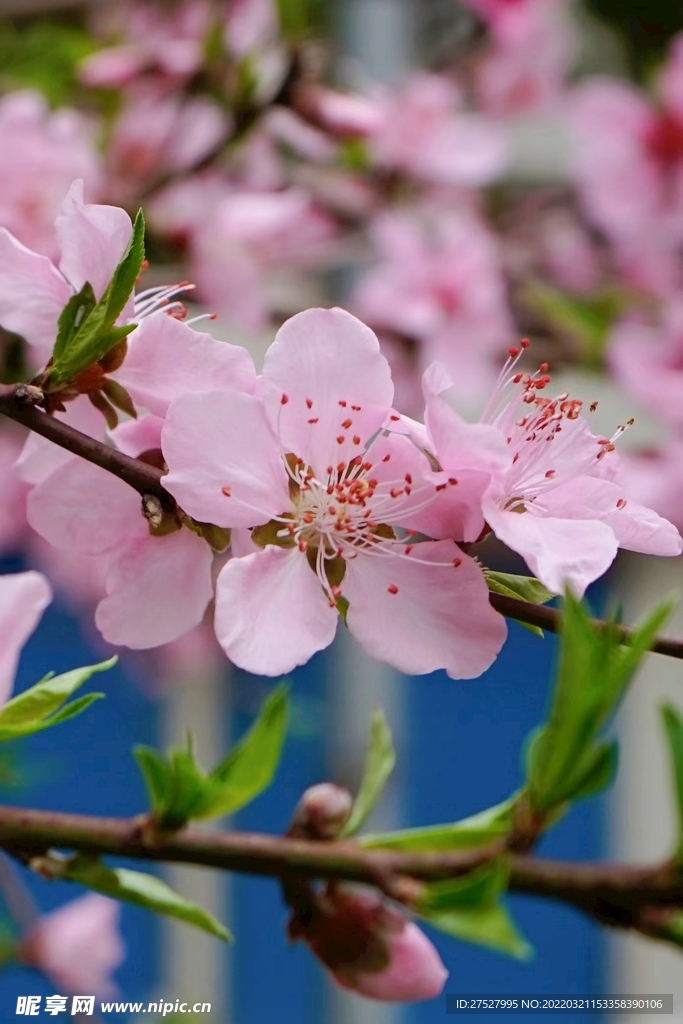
[[610, 299, 683, 429], [0, 570, 51, 707], [0, 427, 28, 556], [21, 894, 124, 998]]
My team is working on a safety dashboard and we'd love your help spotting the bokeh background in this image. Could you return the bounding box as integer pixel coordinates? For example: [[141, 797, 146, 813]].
[[0, 0, 682, 1021]]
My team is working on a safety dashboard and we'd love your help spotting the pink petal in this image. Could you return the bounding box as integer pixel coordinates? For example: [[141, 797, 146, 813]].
[[162, 391, 290, 528], [115, 315, 257, 417], [538, 476, 683, 557], [262, 308, 394, 477], [336, 921, 448, 1002], [15, 398, 105, 485], [0, 571, 51, 706], [0, 229, 71, 352], [343, 542, 507, 679], [214, 547, 338, 675], [27, 460, 145, 556], [95, 528, 214, 649], [111, 414, 164, 457], [484, 502, 618, 597], [55, 181, 133, 303]]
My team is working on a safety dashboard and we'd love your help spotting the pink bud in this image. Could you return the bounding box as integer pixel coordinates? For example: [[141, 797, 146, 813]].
[[21, 894, 124, 998], [290, 784, 353, 839], [291, 888, 448, 1003]]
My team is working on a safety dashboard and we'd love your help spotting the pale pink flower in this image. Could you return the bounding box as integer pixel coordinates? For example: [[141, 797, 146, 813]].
[[0, 427, 29, 556], [21, 894, 124, 998], [353, 209, 513, 410], [616, 440, 683, 534], [423, 349, 683, 596], [162, 307, 507, 678], [369, 73, 509, 187], [225, 0, 279, 59], [290, 887, 447, 1003], [0, 92, 100, 258], [0, 570, 51, 706], [610, 299, 683, 430]]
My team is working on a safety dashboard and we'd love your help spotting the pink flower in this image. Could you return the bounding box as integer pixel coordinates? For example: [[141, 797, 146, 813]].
[[0, 570, 51, 707], [0, 92, 100, 258], [353, 209, 513, 412], [21, 894, 124, 998], [369, 73, 509, 187], [0, 427, 29, 556], [162, 307, 507, 678], [616, 439, 683, 533], [290, 887, 447, 1003], [423, 349, 683, 596], [610, 299, 683, 430]]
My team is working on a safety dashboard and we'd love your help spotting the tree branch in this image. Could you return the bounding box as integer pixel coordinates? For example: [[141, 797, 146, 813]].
[[1, 804, 682, 943], [2, 381, 683, 660]]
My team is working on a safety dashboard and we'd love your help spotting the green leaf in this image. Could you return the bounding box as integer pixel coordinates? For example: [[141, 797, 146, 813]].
[[135, 686, 289, 828], [52, 282, 96, 363], [48, 211, 145, 385], [341, 709, 396, 837], [485, 572, 556, 638], [522, 284, 623, 367], [661, 704, 683, 864], [526, 591, 673, 813], [360, 799, 515, 852], [62, 855, 231, 942], [0, 659, 114, 742], [195, 683, 289, 819], [416, 862, 532, 960]]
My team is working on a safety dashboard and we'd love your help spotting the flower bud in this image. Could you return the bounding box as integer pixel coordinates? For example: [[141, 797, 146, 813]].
[[290, 783, 353, 839], [291, 887, 448, 1003]]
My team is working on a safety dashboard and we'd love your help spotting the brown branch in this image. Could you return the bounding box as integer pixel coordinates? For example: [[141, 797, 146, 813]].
[[1, 804, 683, 943], [488, 592, 683, 661], [0, 383, 172, 507]]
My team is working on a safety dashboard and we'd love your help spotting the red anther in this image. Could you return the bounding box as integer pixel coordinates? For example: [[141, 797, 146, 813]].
[[545, 469, 556, 478], [303, 512, 314, 524], [448, 477, 458, 486], [362, 461, 373, 471], [331, 585, 343, 598], [308, 418, 319, 424], [368, 479, 378, 488], [329, 505, 337, 514], [327, 486, 334, 495], [327, 465, 334, 475], [337, 462, 346, 473], [352, 405, 361, 412], [221, 486, 232, 497], [336, 436, 345, 444], [341, 418, 353, 429], [298, 541, 308, 552], [140, 259, 149, 271], [512, 453, 519, 463], [390, 414, 400, 422], [390, 488, 403, 498], [452, 557, 462, 567], [287, 524, 296, 534], [382, 454, 391, 462], [616, 498, 627, 510], [339, 400, 347, 407], [405, 487, 412, 495], [513, 373, 523, 384], [306, 398, 313, 409], [597, 438, 610, 445], [521, 338, 530, 348], [405, 473, 413, 484], [387, 584, 399, 595], [508, 347, 520, 358], [405, 545, 413, 555], [281, 394, 289, 405], [328, 598, 336, 608], [539, 362, 549, 372], [353, 435, 361, 445], [436, 483, 447, 492], [336, 548, 343, 558]]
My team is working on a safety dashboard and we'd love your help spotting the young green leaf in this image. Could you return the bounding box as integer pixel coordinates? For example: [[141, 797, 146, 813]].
[[661, 704, 683, 864], [485, 571, 556, 638], [62, 854, 232, 942], [341, 708, 396, 837], [52, 281, 96, 363], [416, 862, 532, 960], [0, 658, 114, 742], [359, 799, 514, 852], [526, 591, 673, 813]]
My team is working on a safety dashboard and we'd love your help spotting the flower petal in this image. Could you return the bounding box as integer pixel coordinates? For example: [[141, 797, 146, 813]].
[[115, 315, 258, 417], [343, 541, 507, 679], [0, 229, 71, 352], [56, 180, 133, 303], [214, 546, 338, 675], [484, 501, 618, 597], [162, 390, 290, 528], [0, 571, 52, 706], [262, 307, 394, 477], [95, 529, 214, 649]]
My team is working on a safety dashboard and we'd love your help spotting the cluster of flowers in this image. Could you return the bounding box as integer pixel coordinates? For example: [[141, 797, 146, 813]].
[[3, 188, 680, 683]]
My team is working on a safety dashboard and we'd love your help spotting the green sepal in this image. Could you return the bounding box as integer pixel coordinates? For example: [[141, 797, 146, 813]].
[[485, 571, 555, 637], [135, 685, 289, 829], [341, 708, 396, 837], [61, 854, 231, 942], [360, 798, 515, 852], [52, 281, 96, 364], [0, 659, 114, 742], [661, 703, 683, 864], [47, 210, 145, 386], [416, 861, 532, 960], [526, 591, 673, 813]]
